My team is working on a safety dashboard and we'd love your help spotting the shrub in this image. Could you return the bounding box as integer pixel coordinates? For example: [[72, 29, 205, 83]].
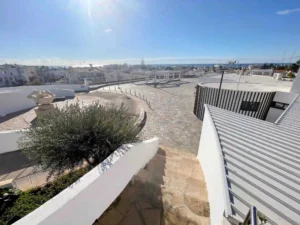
[[19, 102, 141, 178], [1, 167, 89, 224], [287, 72, 296, 78]]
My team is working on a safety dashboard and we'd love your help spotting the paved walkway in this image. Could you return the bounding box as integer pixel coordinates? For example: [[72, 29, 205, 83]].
[[94, 146, 210, 225], [92, 79, 202, 154]]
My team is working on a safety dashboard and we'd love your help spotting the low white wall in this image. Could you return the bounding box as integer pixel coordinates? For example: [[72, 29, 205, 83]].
[[273, 91, 297, 104], [0, 130, 24, 154], [265, 108, 284, 123], [197, 105, 231, 225], [265, 91, 298, 123], [0, 84, 88, 94], [290, 68, 300, 94], [47, 89, 75, 98], [0, 85, 82, 116], [0, 92, 36, 117], [14, 137, 159, 225]]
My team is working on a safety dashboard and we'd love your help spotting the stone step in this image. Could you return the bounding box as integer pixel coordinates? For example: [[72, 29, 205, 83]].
[[158, 146, 197, 159], [133, 172, 210, 224], [135, 168, 207, 199], [146, 156, 204, 182], [135, 168, 153, 184], [151, 153, 180, 163], [164, 207, 210, 225], [161, 186, 210, 225]]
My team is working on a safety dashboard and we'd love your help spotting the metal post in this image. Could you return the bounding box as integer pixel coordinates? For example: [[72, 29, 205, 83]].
[[250, 206, 258, 225], [215, 70, 224, 107]]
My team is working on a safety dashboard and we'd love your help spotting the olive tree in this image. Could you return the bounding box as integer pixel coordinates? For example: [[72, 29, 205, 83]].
[[18, 102, 142, 177]]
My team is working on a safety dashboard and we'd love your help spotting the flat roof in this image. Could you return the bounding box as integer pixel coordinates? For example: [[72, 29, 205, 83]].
[[206, 95, 300, 224], [199, 73, 293, 92]]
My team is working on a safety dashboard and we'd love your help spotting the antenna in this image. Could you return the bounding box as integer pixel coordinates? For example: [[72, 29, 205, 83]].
[[282, 51, 286, 64], [289, 51, 296, 63]]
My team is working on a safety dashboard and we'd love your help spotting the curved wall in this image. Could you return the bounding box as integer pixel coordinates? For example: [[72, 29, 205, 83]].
[[193, 85, 275, 121], [13, 137, 159, 225], [0, 87, 77, 117], [197, 105, 231, 225]]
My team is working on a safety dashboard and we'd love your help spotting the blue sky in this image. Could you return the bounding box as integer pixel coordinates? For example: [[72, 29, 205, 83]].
[[0, 0, 300, 65]]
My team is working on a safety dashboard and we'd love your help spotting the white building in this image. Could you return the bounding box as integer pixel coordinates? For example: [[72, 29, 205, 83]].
[[65, 68, 105, 84], [0, 65, 28, 87], [48, 69, 67, 80], [245, 69, 274, 76]]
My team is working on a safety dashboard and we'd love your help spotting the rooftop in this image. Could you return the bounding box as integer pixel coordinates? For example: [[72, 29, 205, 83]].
[[200, 73, 293, 92], [206, 94, 300, 224]]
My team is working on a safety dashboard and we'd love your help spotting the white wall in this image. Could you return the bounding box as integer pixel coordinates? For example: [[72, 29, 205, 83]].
[[14, 137, 159, 225], [0, 85, 86, 116], [0, 91, 36, 117], [197, 105, 231, 225], [290, 68, 300, 94], [265, 91, 298, 123], [0, 130, 24, 154], [0, 84, 88, 94], [273, 91, 298, 104], [47, 89, 75, 98], [265, 108, 284, 123]]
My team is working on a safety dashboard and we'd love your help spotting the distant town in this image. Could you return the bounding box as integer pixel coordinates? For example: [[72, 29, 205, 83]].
[[0, 59, 299, 87]]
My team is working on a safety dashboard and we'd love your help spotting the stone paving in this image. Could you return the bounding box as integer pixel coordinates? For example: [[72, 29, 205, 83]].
[[92, 78, 202, 154], [94, 146, 210, 225]]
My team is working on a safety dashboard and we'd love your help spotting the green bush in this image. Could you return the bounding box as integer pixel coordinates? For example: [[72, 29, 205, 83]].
[[287, 72, 296, 78], [1, 167, 89, 224], [19, 102, 141, 178]]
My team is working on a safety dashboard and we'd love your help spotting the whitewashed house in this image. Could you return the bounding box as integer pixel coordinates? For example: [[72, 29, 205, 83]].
[[65, 68, 105, 84], [246, 69, 274, 76], [0, 65, 28, 87]]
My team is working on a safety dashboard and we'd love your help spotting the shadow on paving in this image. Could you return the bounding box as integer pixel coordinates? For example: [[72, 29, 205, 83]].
[[93, 147, 210, 225], [0, 108, 35, 124], [0, 151, 33, 178]]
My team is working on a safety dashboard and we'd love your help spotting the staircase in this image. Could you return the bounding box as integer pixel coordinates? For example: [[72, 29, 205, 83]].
[[96, 146, 210, 225], [135, 146, 210, 225]]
